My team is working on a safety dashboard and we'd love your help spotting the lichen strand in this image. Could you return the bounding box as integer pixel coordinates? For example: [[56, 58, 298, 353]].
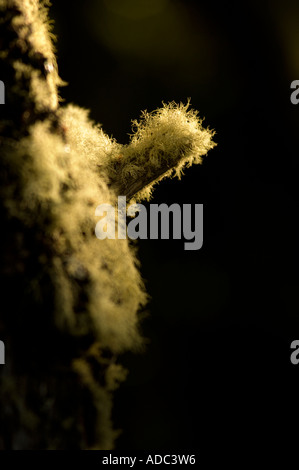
[[0, 0, 215, 450], [0, 0, 62, 137], [0, 108, 147, 448], [0, 0, 144, 450], [110, 101, 216, 202]]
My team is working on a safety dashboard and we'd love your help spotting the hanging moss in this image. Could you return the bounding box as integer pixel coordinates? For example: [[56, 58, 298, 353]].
[[0, 0, 216, 449]]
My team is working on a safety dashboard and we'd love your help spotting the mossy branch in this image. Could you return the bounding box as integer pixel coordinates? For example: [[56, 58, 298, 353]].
[[108, 102, 216, 201], [0, 0, 216, 450]]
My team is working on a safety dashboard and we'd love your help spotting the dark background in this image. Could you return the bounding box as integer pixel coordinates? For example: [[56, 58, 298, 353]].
[[50, 0, 299, 454]]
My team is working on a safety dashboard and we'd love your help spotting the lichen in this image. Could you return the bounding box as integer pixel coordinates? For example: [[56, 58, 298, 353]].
[[0, 0, 216, 449]]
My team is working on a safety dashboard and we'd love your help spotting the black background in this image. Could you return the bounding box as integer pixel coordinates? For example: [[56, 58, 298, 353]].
[[50, 0, 299, 454]]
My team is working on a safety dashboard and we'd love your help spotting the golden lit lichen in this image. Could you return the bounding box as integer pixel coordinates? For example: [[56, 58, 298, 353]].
[[0, 0, 216, 449], [114, 100, 216, 201]]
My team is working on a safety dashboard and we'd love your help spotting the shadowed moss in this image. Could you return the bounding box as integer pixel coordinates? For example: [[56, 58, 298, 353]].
[[0, 0, 216, 449]]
